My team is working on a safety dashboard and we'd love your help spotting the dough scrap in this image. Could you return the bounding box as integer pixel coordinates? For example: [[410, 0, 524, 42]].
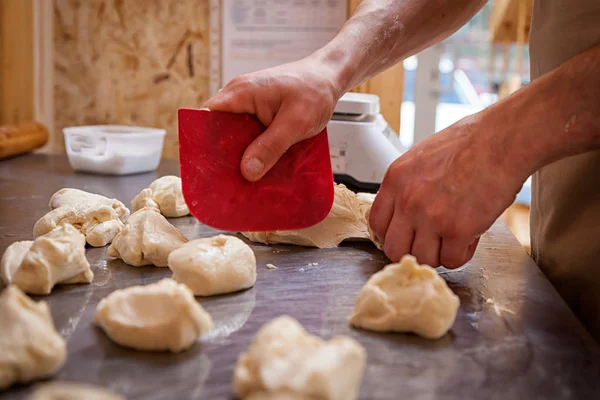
[[1, 225, 93, 295], [49, 188, 130, 223], [0, 286, 66, 390], [93, 278, 213, 352], [233, 316, 366, 400], [242, 184, 369, 248], [107, 207, 188, 267], [168, 234, 256, 296], [34, 204, 124, 247], [350, 255, 459, 339], [28, 382, 124, 400], [131, 176, 189, 217]]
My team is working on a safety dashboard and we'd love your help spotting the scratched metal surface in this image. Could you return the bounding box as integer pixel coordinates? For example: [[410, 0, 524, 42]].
[[1, 154, 600, 400]]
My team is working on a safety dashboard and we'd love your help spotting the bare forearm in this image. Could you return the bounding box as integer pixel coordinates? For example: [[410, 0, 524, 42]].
[[486, 45, 600, 181], [311, 0, 486, 93]]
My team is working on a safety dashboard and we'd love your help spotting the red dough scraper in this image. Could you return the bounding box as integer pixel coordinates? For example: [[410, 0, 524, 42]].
[[178, 109, 334, 232]]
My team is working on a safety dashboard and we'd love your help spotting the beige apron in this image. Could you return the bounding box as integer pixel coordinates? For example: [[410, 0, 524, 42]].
[[529, 0, 600, 341]]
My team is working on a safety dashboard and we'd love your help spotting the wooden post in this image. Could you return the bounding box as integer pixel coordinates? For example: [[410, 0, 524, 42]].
[[0, 0, 35, 125]]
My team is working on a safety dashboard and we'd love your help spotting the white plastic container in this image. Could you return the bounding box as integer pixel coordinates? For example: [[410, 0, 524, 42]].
[[63, 125, 166, 175]]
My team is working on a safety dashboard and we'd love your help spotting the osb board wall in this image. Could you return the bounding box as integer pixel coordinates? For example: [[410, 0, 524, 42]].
[[53, 0, 210, 158]]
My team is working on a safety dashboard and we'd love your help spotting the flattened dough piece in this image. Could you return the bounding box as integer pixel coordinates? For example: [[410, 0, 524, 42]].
[[28, 382, 124, 400], [234, 316, 366, 400], [93, 278, 213, 352], [0, 286, 66, 390], [242, 184, 369, 248], [34, 204, 124, 247], [1, 225, 93, 295], [351, 255, 459, 339], [108, 207, 188, 267], [168, 234, 257, 296], [49, 188, 130, 223], [131, 176, 189, 217]]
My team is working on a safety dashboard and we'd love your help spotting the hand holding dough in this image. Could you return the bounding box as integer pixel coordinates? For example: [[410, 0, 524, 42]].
[[108, 207, 188, 267], [350, 255, 459, 339], [1, 225, 93, 295], [242, 184, 369, 248], [131, 176, 189, 217], [234, 316, 366, 400], [34, 204, 124, 247], [93, 278, 213, 352], [49, 188, 130, 222], [0, 286, 66, 390], [168, 234, 257, 296], [28, 382, 125, 400]]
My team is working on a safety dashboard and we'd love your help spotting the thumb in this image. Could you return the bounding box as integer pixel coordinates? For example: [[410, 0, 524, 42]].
[[240, 112, 313, 182]]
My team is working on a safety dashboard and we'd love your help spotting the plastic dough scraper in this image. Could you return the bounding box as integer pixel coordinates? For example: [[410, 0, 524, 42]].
[[178, 108, 335, 232]]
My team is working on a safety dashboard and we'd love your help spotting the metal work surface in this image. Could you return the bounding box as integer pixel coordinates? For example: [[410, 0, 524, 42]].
[[1, 155, 600, 400]]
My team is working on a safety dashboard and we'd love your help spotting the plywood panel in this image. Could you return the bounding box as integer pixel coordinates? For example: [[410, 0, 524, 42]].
[[0, 0, 35, 125], [53, 0, 210, 159]]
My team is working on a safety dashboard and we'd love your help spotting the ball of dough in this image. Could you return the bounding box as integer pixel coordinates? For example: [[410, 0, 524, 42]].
[[107, 207, 188, 267], [49, 188, 130, 223], [93, 278, 213, 352], [131, 176, 189, 217], [28, 382, 124, 400], [0, 286, 66, 390], [242, 184, 369, 248], [34, 204, 124, 247], [168, 234, 257, 296], [350, 255, 460, 339], [1, 225, 93, 295], [234, 316, 366, 400]]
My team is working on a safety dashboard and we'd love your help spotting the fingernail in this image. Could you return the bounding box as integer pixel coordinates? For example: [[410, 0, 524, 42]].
[[245, 157, 264, 178]]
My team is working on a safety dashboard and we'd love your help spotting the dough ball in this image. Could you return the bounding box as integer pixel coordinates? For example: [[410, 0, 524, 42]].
[[131, 176, 189, 217], [49, 188, 130, 223], [93, 278, 213, 352], [168, 234, 257, 296], [0, 286, 66, 390], [233, 316, 366, 400], [350, 255, 459, 339], [34, 204, 124, 247], [107, 207, 188, 267], [364, 207, 383, 250], [28, 382, 124, 400], [242, 184, 369, 248], [1, 225, 93, 295]]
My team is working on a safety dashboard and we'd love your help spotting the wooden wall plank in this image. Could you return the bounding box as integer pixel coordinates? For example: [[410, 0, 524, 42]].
[[53, 0, 210, 159], [0, 0, 35, 125]]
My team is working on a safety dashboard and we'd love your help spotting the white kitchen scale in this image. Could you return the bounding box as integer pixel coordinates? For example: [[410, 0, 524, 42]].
[[327, 92, 405, 192]]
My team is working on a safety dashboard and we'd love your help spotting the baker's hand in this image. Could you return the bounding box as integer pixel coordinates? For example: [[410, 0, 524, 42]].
[[369, 114, 527, 268], [204, 59, 341, 181]]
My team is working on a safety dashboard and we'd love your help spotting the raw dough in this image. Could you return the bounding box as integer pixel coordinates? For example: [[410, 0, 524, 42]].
[[1, 225, 93, 295], [131, 176, 189, 217], [34, 204, 124, 247], [49, 188, 130, 222], [242, 184, 369, 248], [350, 255, 459, 339], [93, 278, 213, 352], [357, 192, 376, 221], [28, 382, 124, 400], [0, 286, 66, 390], [107, 207, 188, 267], [233, 316, 366, 400], [168, 234, 256, 296]]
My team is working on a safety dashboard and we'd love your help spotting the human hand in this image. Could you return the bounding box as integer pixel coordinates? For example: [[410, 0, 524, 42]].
[[369, 114, 528, 268], [204, 58, 342, 181]]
